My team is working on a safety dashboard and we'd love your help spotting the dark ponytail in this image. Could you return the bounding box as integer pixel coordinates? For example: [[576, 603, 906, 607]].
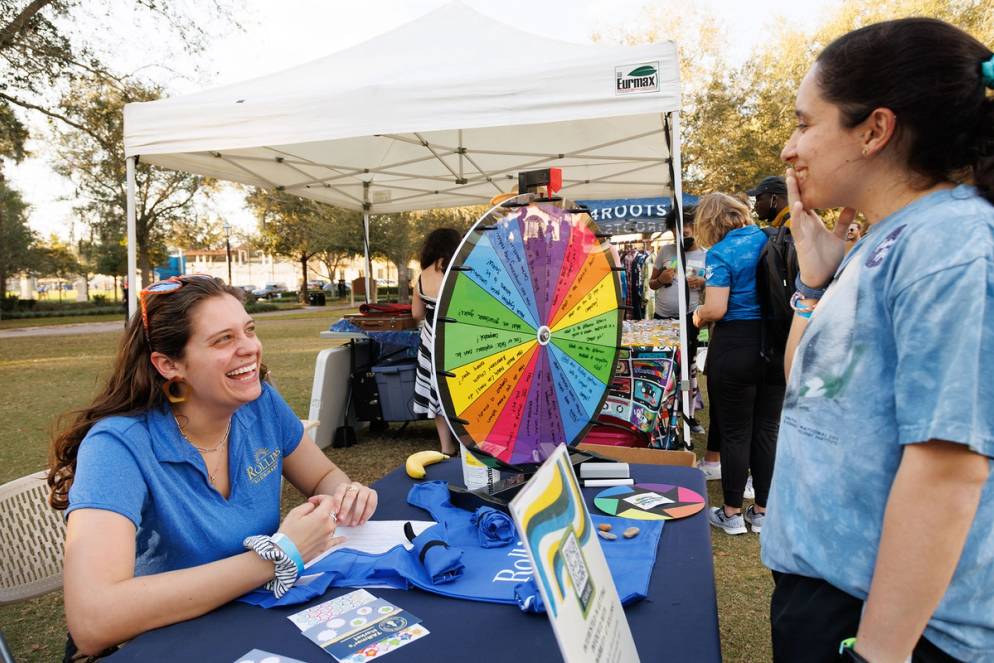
[[816, 18, 994, 203], [978, 96, 994, 202]]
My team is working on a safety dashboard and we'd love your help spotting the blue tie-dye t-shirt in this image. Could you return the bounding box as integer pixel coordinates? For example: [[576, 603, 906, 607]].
[[762, 185, 994, 661], [704, 224, 767, 320]]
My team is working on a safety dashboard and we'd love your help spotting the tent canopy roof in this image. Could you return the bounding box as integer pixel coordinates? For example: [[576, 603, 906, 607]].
[[124, 2, 681, 213]]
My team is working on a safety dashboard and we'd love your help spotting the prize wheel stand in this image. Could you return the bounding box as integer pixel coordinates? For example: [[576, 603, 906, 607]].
[[432, 190, 624, 508]]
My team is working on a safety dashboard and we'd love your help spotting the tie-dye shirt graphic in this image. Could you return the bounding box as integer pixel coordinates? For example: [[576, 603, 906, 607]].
[[762, 186, 994, 661]]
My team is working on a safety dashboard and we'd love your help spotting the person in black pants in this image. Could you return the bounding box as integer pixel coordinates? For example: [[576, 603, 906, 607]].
[[648, 205, 707, 437], [692, 193, 784, 535]]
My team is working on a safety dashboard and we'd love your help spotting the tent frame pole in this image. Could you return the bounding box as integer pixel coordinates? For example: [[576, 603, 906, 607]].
[[126, 156, 138, 318], [665, 112, 693, 448], [363, 182, 372, 304]]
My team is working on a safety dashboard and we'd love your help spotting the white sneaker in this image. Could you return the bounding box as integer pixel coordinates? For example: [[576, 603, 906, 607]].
[[743, 475, 755, 500], [699, 460, 721, 481], [708, 506, 747, 535], [743, 505, 765, 533]]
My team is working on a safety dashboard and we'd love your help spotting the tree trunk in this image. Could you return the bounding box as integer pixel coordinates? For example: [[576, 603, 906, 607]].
[[0, 203, 6, 319], [396, 261, 411, 304], [299, 255, 309, 303], [139, 247, 152, 289]]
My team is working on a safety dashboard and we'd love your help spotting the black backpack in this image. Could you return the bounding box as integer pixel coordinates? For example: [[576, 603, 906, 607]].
[[756, 224, 799, 362]]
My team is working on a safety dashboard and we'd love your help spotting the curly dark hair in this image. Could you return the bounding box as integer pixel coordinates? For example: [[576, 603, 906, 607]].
[[419, 228, 462, 270]]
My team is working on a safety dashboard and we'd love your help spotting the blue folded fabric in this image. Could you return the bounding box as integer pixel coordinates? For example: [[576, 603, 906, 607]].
[[514, 582, 545, 613], [240, 481, 663, 610], [240, 546, 414, 608], [470, 507, 515, 548], [408, 524, 465, 584], [512, 513, 662, 613]]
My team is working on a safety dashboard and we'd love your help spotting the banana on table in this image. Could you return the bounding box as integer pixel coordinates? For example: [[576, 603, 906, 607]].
[[406, 450, 450, 479]]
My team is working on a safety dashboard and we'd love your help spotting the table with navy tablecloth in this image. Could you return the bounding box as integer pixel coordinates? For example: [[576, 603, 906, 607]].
[[108, 461, 720, 662]]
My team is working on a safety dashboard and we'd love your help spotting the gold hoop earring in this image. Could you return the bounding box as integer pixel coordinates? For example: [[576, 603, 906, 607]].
[[162, 378, 188, 404]]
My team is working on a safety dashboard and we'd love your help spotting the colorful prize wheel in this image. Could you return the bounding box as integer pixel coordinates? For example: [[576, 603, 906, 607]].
[[433, 196, 622, 473]]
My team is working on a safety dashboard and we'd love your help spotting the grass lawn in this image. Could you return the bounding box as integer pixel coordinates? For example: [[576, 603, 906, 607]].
[[0, 312, 771, 662], [0, 313, 126, 330]]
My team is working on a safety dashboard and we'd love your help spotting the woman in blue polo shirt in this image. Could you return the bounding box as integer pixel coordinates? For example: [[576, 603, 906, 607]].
[[48, 276, 378, 657], [692, 193, 784, 536]]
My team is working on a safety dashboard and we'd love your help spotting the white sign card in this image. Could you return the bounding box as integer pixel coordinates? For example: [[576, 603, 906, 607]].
[[508, 444, 640, 663]]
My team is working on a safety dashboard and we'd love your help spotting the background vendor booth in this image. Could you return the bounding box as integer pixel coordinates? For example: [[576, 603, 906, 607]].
[[121, 1, 696, 447]]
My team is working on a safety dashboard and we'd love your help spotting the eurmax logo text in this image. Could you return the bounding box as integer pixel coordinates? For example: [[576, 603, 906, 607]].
[[615, 62, 660, 95]]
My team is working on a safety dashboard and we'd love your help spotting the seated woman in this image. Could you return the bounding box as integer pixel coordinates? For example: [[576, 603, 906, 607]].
[[48, 275, 377, 656]]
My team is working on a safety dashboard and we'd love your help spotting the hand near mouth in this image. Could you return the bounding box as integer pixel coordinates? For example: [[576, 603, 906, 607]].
[[786, 167, 854, 289]]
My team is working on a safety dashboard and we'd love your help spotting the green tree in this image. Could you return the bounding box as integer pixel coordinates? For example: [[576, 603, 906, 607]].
[[246, 188, 363, 300], [314, 217, 364, 285], [370, 206, 478, 304], [0, 0, 236, 164], [51, 75, 201, 284], [34, 235, 80, 300], [602, 0, 994, 194], [0, 178, 33, 310]]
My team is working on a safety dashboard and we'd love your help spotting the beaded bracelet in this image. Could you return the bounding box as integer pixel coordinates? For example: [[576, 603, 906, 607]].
[[789, 291, 817, 319], [243, 535, 299, 598]]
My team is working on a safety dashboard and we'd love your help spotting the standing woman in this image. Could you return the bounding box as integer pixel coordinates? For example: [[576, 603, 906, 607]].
[[49, 276, 377, 657], [412, 228, 461, 456], [763, 19, 994, 662], [692, 193, 784, 536]]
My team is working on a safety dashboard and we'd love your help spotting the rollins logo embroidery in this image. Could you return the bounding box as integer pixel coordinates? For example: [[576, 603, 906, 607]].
[[615, 62, 659, 95], [246, 447, 281, 484], [492, 542, 533, 583]]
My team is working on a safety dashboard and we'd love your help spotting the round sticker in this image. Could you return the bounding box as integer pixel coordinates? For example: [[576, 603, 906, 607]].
[[593, 483, 706, 520]]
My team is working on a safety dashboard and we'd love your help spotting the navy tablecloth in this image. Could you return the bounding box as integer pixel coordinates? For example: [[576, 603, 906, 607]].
[[108, 461, 720, 662]]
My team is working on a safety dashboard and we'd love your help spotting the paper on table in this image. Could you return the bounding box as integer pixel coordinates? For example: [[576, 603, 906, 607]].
[[303, 520, 436, 569]]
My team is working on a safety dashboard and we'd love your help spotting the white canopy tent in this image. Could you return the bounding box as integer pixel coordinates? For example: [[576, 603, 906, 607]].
[[122, 1, 694, 444]]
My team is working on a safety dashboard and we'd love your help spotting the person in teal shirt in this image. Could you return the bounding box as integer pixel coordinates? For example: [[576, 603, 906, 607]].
[[764, 18, 994, 663]]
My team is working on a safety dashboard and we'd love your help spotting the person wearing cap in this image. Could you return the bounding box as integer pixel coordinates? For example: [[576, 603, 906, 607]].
[[748, 176, 791, 228]]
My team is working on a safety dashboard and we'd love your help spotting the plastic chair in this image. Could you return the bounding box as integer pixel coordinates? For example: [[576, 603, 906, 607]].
[[0, 471, 66, 605], [0, 629, 15, 663]]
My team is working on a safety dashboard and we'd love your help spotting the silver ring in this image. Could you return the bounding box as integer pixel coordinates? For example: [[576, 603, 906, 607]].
[[346, 485, 359, 494], [329, 512, 337, 522]]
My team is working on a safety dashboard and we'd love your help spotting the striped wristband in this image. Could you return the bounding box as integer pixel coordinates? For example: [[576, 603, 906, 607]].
[[271, 532, 306, 576], [243, 535, 299, 598]]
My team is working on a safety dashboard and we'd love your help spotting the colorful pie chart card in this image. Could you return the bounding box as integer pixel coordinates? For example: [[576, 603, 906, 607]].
[[593, 483, 706, 521]]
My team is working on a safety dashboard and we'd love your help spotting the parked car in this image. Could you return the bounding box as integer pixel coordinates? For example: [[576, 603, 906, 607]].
[[237, 285, 258, 294], [252, 282, 288, 299], [306, 279, 328, 290], [322, 281, 351, 295]]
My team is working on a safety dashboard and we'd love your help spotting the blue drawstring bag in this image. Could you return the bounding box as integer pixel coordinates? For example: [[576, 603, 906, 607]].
[[241, 481, 662, 611], [404, 521, 465, 584]]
